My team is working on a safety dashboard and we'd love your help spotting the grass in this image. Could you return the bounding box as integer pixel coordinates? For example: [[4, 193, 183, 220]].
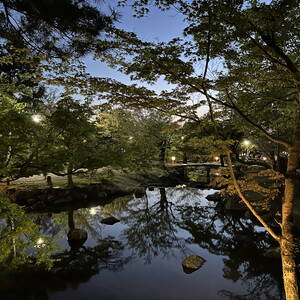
[[0, 167, 167, 191], [0, 169, 110, 190]]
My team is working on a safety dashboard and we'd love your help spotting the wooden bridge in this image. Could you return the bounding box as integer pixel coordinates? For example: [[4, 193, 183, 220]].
[[166, 162, 227, 168]]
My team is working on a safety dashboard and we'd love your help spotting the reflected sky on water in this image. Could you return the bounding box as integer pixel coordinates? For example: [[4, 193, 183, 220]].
[[0, 188, 284, 300]]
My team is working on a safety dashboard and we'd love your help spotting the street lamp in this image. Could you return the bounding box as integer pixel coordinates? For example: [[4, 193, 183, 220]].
[[171, 156, 176, 164]]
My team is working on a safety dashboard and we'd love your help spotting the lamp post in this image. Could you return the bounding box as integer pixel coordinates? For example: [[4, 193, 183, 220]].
[[171, 156, 176, 164]]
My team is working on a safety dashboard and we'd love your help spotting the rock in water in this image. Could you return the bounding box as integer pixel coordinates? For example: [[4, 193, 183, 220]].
[[182, 255, 206, 274], [101, 216, 120, 225], [68, 229, 88, 250]]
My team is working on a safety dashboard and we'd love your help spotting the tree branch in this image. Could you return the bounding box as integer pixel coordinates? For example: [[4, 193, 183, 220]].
[[226, 151, 281, 242]]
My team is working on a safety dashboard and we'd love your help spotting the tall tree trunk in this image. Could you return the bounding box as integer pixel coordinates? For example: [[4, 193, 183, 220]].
[[67, 164, 74, 187], [159, 141, 167, 168], [280, 108, 300, 300], [220, 155, 225, 167], [183, 151, 188, 164], [206, 167, 211, 184]]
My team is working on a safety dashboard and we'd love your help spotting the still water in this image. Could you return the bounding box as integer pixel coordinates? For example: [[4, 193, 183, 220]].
[[1, 188, 284, 300]]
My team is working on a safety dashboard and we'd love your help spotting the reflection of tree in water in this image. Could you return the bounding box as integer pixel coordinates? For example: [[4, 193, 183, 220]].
[[53, 209, 130, 274], [115, 186, 284, 298], [1, 237, 130, 300], [218, 273, 284, 300], [0, 206, 130, 300], [0, 196, 58, 273], [177, 203, 284, 299], [123, 188, 186, 263], [0, 188, 291, 299]]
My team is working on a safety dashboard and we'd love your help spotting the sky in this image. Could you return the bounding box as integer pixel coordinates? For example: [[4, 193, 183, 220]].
[[85, 1, 185, 93], [85, 1, 209, 116]]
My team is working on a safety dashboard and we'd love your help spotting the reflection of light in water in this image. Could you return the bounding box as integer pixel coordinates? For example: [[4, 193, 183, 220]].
[[35, 238, 45, 248], [89, 207, 98, 215]]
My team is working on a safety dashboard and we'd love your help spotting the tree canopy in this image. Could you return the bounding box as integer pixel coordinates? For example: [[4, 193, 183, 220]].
[[0, 0, 114, 56]]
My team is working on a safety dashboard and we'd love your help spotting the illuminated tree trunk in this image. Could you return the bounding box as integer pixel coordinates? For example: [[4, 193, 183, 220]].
[[280, 108, 300, 300]]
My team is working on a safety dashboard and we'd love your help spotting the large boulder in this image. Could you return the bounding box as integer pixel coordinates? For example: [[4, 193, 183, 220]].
[[182, 255, 206, 274], [67, 229, 88, 250]]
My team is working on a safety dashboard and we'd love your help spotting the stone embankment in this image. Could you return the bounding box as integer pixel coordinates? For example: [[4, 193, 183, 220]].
[[5, 171, 183, 212]]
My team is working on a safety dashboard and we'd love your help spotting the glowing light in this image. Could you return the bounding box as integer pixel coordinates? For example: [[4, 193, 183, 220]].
[[129, 136, 133, 140], [89, 207, 97, 215], [176, 184, 187, 189], [32, 114, 42, 123], [242, 139, 251, 147], [262, 156, 267, 161], [35, 238, 46, 248], [171, 156, 176, 162], [214, 157, 219, 161]]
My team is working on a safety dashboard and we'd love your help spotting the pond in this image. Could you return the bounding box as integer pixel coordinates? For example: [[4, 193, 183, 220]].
[[0, 187, 284, 300]]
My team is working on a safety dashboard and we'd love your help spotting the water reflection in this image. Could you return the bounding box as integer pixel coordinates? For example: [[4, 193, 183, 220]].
[[122, 188, 186, 263], [177, 201, 284, 299], [0, 188, 289, 299]]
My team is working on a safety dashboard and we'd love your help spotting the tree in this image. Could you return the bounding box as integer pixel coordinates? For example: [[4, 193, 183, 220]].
[[0, 0, 114, 56], [44, 97, 113, 187], [97, 109, 178, 169], [0, 43, 46, 109], [0, 95, 50, 181], [95, 1, 300, 298]]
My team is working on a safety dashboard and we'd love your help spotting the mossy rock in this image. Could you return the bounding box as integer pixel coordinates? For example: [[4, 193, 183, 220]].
[[182, 255, 206, 274]]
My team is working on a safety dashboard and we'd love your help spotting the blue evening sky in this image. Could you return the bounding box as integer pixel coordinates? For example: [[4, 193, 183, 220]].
[[85, 1, 185, 92]]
